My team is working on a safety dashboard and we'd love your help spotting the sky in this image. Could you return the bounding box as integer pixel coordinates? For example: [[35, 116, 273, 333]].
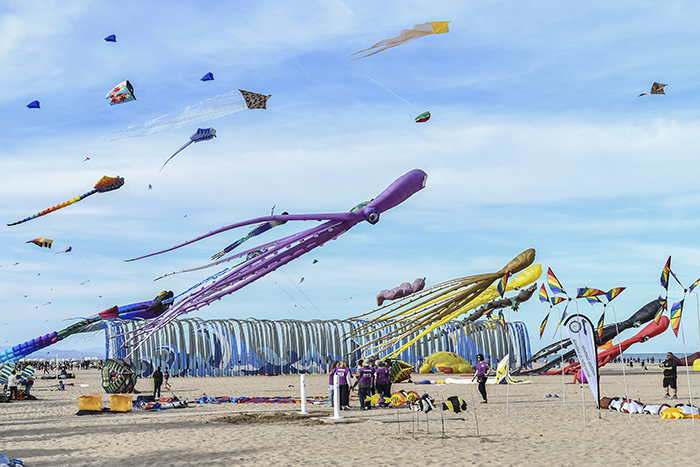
[[2, 0, 700, 358]]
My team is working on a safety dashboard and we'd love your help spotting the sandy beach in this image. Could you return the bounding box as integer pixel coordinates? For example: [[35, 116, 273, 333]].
[[2, 366, 700, 466]]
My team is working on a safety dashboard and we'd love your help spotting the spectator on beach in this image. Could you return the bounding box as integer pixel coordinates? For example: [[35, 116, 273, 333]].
[[23, 376, 34, 396], [8, 371, 19, 400], [56, 381, 65, 391], [331, 361, 352, 410], [357, 361, 375, 410], [662, 352, 678, 399], [164, 367, 171, 390], [375, 360, 392, 406], [328, 360, 339, 406], [472, 354, 490, 404], [153, 366, 164, 399]]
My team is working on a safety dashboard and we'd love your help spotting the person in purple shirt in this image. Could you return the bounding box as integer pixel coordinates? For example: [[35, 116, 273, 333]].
[[374, 360, 392, 406], [327, 360, 339, 406], [356, 361, 375, 410], [330, 361, 352, 409], [471, 354, 490, 404]]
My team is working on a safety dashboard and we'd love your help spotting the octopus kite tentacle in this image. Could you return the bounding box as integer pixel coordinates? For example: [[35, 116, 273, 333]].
[[122, 169, 428, 354], [347, 250, 539, 357]]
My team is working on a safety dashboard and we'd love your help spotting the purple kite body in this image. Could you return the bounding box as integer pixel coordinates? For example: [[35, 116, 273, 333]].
[[123, 169, 428, 352], [376, 277, 426, 306]]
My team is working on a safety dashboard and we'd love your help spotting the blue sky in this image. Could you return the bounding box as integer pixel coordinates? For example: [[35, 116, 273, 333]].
[[2, 0, 700, 357]]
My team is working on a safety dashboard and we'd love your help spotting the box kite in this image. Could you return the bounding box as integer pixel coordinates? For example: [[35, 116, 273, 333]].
[[350, 22, 450, 60], [101, 359, 137, 393]]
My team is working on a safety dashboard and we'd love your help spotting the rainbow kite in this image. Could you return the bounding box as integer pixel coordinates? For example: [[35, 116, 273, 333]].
[[670, 300, 684, 337], [596, 311, 605, 341], [539, 284, 549, 303], [8, 175, 124, 226], [654, 298, 667, 324], [547, 268, 566, 295], [539, 312, 550, 339], [497, 272, 511, 298]]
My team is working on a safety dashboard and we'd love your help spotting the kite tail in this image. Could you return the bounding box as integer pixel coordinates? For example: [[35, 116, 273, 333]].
[[7, 191, 95, 226]]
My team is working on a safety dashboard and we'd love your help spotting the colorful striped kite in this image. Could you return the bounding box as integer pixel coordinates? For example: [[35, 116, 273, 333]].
[[660, 257, 671, 291], [539, 284, 549, 303], [688, 277, 700, 294], [547, 268, 566, 295], [498, 310, 506, 328], [670, 300, 684, 337], [539, 312, 550, 339], [596, 311, 605, 341], [551, 296, 567, 306], [552, 303, 569, 338], [576, 287, 605, 298], [27, 238, 53, 249], [497, 272, 511, 298], [8, 175, 124, 226], [605, 287, 626, 302], [654, 298, 667, 324], [350, 22, 450, 60]]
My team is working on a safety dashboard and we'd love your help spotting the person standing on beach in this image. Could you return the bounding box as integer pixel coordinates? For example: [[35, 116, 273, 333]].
[[163, 367, 171, 390], [332, 361, 352, 409], [357, 361, 375, 410], [7, 371, 19, 400], [472, 354, 490, 404], [661, 352, 678, 399], [328, 360, 339, 406], [374, 360, 392, 406], [153, 366, 163, 400]]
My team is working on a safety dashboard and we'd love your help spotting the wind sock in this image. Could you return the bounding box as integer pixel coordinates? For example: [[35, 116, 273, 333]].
[[497, 272, 511, 298], [547, 268, 566, 295], [670, 300, 684, 337], [8, 175, 125, 226]]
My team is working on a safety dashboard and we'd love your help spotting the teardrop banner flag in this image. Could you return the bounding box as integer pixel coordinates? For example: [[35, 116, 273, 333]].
[[565, 314, 600, 408]]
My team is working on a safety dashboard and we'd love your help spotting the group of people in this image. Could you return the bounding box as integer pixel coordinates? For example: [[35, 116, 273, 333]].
[[3, 370, 34, 400], [327, 358, 393, 410]]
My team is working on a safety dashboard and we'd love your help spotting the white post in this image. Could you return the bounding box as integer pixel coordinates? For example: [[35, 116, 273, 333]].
[[299, 374, 308, 414], [610, 305, 631, 419], [331, 374, 342, 420]]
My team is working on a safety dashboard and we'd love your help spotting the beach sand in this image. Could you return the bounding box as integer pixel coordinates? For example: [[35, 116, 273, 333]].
[[2, 366, 700, 466]]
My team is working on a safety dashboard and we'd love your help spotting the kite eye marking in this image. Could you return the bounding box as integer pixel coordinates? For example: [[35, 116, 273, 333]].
[[365, 210, 380, 224]]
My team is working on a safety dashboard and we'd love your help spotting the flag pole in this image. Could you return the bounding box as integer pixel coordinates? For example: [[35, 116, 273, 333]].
[[610, 305, 631, 419], [680, 316, 695, 425]]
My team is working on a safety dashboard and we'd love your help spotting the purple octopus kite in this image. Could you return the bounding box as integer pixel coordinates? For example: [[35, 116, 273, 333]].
[[376, 277, 426, 306], [123, 169, 428, 352]]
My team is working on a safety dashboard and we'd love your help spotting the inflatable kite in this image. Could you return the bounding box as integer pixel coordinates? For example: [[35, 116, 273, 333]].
[[419, 352, 473, 374], [106, 80, 136, 105], [391, 359, 415, 383], [411, 394, 436, 412], [118, 89, 270, 137], [376, 277, 425, 306], [349, 251, 540, 358], [442, 396, 467, 413], [518, 298, 664, 375], [201, 72, 214, 81], [210, 213, 289, 261], [350, 22, 450, 60], [0, 291, 173, 365], [26, 238, 53, 249], [104, 34, 116, 42], [8, 175, 124, 226], [639, 82, 667, 97], [27, 100, 40, 109], [160, 128, 217, 173], [101, 359, 137, 393], [415, 111, 431, 123], [122, 170, 428, 352]]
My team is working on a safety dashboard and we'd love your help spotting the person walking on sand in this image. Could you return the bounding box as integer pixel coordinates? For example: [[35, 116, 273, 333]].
[[163, 367, 171, 390], [472, 354, 490, 404], [661, 352, 678, 399], [331, 361, 352, 409], [153, 366, 163, 400]]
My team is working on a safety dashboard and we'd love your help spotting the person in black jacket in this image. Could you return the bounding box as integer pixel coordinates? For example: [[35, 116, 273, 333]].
[[661, 352, 678, 399], [153, 367, 164, 399]]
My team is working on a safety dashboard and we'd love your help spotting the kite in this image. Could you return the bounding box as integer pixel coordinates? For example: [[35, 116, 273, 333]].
[[0, 291, 173, 365], [497, 272, 511, 297], [27, 238, 53, 249], [639, 82, 667, 97], [670, 300, 684, 337], [27, 100, 40, 109], [117, 89, 270, 137], [348, 251, 541, 358], [122, 169, 428, 351], [539, 313, 549, 339], [201, 72, 214, 81], [56, 246, 72, 254], [376, 277, 426, 306], [160, 128, 217, 173], [106, 81, 136, 105], [7, 175, 125, 226], [442, 395, 467, 414], [350, 22, 450, 60], [104, 34, 116, 42], [415, 111, 431, 123], [299, 277, 305, 284], [211, 213, 289, 261], [547, 268, 567, 295], [102, 359, 137, 393]]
